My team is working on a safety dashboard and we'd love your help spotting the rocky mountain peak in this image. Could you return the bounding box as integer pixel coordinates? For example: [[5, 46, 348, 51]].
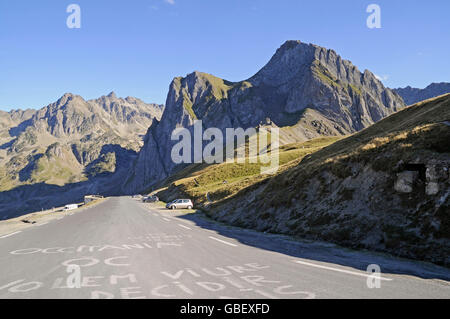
[[250, 40, 317, 86], [249, 40, 370, 92], [60, 92, 76, 99], [55, 93, 82, 106]]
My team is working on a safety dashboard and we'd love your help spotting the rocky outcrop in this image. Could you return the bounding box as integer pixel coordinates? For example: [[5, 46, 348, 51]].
[[394, 82, 450, 105], [125, 40, 405, 193], [425, 161, 450, 195], [393, 160, 449, 196]]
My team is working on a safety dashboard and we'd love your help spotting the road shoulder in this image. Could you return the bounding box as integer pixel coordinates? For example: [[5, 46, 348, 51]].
[[0, 198, 108, 237]]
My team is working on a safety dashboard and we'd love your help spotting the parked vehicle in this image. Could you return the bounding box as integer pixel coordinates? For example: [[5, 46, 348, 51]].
[[166, 199, 193, 210], [64, 204, 78, 211], [143, 195, 159, 203]]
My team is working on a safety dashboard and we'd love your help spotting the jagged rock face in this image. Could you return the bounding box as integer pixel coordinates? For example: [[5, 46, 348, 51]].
[[0, 93, 164, 217], [125, 40, 405, 193], [394, 82, 450, 105]]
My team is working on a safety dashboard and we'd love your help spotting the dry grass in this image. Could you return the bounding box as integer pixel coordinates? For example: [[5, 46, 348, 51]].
[[257, 93, 450, 207], [153, 136, 342, 205]]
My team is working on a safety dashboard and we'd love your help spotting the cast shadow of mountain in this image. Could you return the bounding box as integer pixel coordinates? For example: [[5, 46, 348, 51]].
[[0, 139, 16, 150], [0, 181, 91, 219], [174, 211, 450, 281], [8, 118, 34, 137], [83, 144, 137, 178], [18, 154, 44, 182]]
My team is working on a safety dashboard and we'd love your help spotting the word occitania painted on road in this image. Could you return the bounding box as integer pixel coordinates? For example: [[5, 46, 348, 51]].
[[9, 242, 185, 255], [171, 120, 280, 175]]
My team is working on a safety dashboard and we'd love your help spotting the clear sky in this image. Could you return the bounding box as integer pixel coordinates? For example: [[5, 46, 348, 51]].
[[1, 0, 449, 111]]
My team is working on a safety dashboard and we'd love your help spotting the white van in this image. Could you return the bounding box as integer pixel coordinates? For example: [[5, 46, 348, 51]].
[[64, 204, 78, 211]]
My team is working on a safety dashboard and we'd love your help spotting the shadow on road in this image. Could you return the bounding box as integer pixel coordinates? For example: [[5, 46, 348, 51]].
[[173, 210, 450, 282]]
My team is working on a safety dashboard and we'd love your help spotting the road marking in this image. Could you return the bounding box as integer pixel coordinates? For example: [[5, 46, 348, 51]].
[[178, 224, 191, 230], [293, 260, 393, 281], [208, 236, 238, 247], [0, 231, 21, 239], [36, 222, 48, 226], [162, 218, 171, 222]]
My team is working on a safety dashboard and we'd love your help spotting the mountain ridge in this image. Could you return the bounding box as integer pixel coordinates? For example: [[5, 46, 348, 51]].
[[394, 82, 450, 105]]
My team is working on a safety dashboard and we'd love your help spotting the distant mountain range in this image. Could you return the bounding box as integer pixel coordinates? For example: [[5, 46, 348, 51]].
[[0, 92, 163, 218], [394, 82, 450, 105]]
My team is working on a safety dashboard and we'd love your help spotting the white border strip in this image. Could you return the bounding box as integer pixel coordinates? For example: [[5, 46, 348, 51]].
[[0, 231, 22, 239], [294, 260, 392, 281], [209, 236, 238, 247]]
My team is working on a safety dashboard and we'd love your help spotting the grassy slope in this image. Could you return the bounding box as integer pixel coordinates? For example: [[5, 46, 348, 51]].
[[263, 93, 450, 195], [153, 136, 342, 205]]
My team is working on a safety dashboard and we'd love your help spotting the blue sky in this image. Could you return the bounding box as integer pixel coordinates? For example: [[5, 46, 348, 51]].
[[1, 0, 449, 111]]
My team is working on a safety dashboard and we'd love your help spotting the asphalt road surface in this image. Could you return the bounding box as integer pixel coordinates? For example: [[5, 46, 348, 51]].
[[0, 197, 449, 299]]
